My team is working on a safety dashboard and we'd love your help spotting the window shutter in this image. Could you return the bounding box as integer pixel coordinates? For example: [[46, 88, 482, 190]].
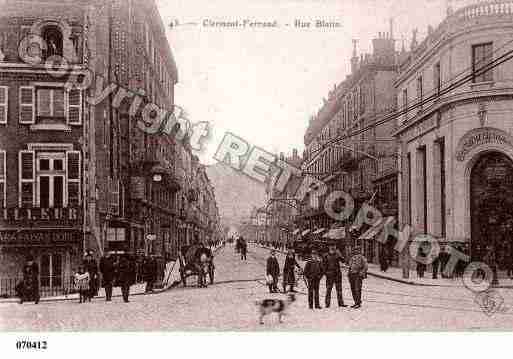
[[0, 86, 8, 124], [66, 151, 81, 207], [0, 150, 5, 207], [19, 150, 35, 207], [19, 86, 35, 124], [67, 88, 82, 125]]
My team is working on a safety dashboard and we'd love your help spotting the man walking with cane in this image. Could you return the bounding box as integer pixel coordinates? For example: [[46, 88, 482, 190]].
[[348, 246, 367, 309]]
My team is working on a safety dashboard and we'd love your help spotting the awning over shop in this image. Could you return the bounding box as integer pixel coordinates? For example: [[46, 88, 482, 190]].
[[358, 219, 384, 240], [323, 227, 345, 240], [312, 228, 325, 235], [358, 216, 398, 240], [292, 229, 300, 235], [301, 229, 311, 236]]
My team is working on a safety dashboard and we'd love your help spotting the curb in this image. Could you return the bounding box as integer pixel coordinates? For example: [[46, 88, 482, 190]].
[[254, 244, 513, 289], [0, 244, 226, 305]]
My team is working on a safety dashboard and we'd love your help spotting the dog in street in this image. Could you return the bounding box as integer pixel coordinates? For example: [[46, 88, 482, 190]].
[[256, 294, 296, 324]]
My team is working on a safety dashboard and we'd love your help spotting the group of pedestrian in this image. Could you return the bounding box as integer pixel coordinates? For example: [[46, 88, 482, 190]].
[[72, 251, 136, 304], [266, 249, 302, 294], [265, 244, 368, 310]]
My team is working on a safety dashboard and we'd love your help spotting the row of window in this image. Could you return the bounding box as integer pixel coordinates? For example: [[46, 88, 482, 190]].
[[0, 150, 81, 208], [0, 85, 82, 125], [401, 42, 493, 121], [143, 22, 174, 103]]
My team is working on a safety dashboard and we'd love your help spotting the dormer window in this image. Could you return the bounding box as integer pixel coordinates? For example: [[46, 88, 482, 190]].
[[42, 25, 63, 60]]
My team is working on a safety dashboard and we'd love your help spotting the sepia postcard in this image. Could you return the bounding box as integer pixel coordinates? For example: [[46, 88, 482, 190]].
[[0, 0, 513, 356]]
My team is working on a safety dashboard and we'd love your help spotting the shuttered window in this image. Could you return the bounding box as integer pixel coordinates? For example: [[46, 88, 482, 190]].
[[19, 86, 35, 124], [0, 87, 7, 124], [0, 150, 5, 207], [66, 151, 81, 207], [19, 150, 35, 207], [66, 88, 82, 125]]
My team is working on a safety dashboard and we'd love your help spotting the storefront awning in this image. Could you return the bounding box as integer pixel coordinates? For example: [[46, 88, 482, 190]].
[[312, 228, 326, 235], [358, 219, 384, 240], [301, 229, 311, 236], [323, 227, 345, 240], [292, 229, 300, 235]]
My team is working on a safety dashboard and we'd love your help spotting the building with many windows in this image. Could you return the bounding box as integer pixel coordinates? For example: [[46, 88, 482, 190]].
[[0, 0, 220, 295], [297, 29, 400, 263], [395, 1, 513, 271]]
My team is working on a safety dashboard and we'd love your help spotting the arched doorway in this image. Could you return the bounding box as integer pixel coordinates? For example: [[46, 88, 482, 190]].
[[470, 151, 513, 269]]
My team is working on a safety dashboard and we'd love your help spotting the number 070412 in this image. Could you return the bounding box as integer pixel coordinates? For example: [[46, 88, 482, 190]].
[[15, 340, 47, 350]]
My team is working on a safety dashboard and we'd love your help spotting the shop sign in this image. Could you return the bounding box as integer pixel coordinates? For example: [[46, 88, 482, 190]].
[[0, 207, 81, 224], [456, 127, 513, 161], [0, 230, 81, 244]]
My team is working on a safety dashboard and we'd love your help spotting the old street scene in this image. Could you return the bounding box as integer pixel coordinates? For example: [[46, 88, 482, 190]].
[[2, 0, 513, 331]]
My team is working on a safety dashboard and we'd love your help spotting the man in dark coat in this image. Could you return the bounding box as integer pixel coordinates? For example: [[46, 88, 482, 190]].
[[117, 254, 136, 303], [416, 246, 427, 278], [143, 256, 157, 293], [347, 246, 368, 309], [323, 245, 347, 308], [303, 250, 324, 309], [379, 246, 389, 272], [240, 237, 247, 260], [83, 252, 99, 299], [283, 249, 301, 293], [99, 252, 116, 301], [431, 250, 440, 279], [266, 250, 280, 293], [19, 256, 39, 304]]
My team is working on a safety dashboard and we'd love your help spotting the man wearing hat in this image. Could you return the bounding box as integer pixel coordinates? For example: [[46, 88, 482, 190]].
[[303, 250, 324, 309], [347, 246, 368, 309], [266, 249, 280, 293], [323, 244, 347, 308]]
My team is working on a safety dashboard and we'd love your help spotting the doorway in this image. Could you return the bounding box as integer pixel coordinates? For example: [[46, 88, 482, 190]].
[[470, 151, 513, 269]]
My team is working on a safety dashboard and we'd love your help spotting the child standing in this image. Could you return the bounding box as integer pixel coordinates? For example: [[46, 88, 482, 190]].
[[74, 265, 90, 303]]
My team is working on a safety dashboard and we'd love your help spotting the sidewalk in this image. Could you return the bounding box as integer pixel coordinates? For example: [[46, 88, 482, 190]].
[[254, 244, 513, 289], [0, 243, 226, 304]]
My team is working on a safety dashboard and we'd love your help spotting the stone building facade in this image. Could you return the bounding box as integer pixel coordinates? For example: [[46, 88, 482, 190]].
[[297, 30, 400, 263], [0, 0, 221, 295], [395, 1, 513, 270]]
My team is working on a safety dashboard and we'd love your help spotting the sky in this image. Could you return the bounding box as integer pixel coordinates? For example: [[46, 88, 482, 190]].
[[156, 0, 474, 165]]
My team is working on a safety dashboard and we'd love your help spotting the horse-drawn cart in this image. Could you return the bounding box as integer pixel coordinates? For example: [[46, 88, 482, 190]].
[[178, 244, 214, 287]]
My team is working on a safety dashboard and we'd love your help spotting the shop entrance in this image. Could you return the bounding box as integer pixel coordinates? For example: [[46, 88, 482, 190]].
[[470, 151, 513, 269]]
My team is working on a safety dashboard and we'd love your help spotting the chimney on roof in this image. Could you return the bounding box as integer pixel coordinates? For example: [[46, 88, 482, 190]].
[[351, 39, 359, 73], [292, 148, 298, 160], [410, 28, 418, 51]]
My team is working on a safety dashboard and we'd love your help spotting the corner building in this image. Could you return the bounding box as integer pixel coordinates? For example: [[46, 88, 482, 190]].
[[395, 1, 513, 269]]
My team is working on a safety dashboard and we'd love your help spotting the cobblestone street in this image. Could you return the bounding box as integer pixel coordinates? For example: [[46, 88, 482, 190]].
[[1, 244, 512, 331]]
